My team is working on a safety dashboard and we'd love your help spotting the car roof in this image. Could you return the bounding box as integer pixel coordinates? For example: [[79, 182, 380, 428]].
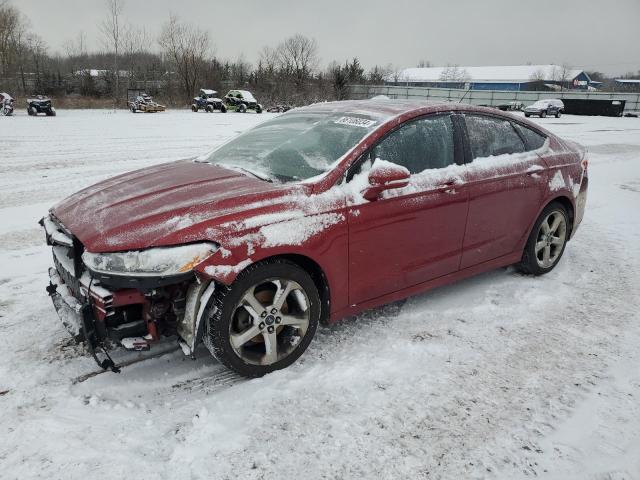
[[294, 99, 501, 119]]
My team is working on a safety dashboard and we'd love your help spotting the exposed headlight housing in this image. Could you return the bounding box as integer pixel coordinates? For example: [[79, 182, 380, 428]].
[[82, 242, 218, 277]]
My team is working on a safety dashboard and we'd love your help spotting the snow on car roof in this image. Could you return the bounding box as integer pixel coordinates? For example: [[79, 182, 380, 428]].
[[200, 89, 217, 95]]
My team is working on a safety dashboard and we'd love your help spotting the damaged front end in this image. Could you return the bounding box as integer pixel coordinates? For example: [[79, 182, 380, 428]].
[[41, 215, 218, 372]]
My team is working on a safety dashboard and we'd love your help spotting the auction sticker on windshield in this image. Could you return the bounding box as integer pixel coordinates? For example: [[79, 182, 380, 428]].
[[333, 116, 377, 128]]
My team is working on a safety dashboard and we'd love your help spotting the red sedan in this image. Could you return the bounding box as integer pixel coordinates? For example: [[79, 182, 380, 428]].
[[42, 100, 588, 377]]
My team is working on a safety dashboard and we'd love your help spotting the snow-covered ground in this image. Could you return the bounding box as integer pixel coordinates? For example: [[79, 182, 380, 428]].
[[1, 109, 639, 480]]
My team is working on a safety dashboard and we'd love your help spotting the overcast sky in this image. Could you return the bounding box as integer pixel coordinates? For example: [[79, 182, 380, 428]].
[[14, 0, 640, 76]]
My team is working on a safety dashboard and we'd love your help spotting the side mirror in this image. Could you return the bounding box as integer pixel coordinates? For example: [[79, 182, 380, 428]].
[[362, 160, 410, 201]]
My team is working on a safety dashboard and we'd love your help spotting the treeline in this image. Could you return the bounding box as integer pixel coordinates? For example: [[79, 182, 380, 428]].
[[0, 0, 393, 107]]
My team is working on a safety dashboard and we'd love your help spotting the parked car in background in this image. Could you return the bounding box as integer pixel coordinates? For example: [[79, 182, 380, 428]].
[[0, 92, 14, 116], [127, 90, 166, 113], [496, 101, 524, 112], [27, 95, 55, 116], [524, 99, 564, 118], [42, 100, 588, 378], [224, 90, 262, 113], [191, 89, 227, 113]]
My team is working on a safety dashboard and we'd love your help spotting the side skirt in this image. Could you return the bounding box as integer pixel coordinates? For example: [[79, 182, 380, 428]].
[[330, 251, 522, 322]]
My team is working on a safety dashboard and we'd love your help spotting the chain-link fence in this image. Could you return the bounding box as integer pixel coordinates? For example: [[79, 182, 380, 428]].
[[348, 84, 640, 112]]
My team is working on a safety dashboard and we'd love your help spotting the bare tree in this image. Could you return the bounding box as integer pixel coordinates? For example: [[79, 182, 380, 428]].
[[368, 64, 392, 85], [439, 64, 468, 83], [158, 14, 212, 104], [276, 33, 318, 88], [0, 3, 24, 76], [122, 25, 149, 89], [258, 45, 278, 75], [100, 0, 124, 107]]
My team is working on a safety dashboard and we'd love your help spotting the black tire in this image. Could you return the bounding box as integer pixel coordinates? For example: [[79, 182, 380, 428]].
[[517, 202, 570, 276], [555, 111, 561, 118], [131, 105, 137, 113], [256, 104, 262, 114], [191, 104, 198, 112], [204, 259, 320, 377], [524, 113, 530, 118], [220, 104, 227, 113], [27, 106, 35, 116], [540, 110, 547, 118], [46, 108, 56, 117], [238, 103, 247, 113], [205, 104, 213, 113]]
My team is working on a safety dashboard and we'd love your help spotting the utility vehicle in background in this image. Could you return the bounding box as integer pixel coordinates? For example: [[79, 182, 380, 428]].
[[27, 95, 56, 116], [191, 89, 227, 113], [127, 89, 166, 113], [0, 92, 14, 116], [224, 90, 262, 113]]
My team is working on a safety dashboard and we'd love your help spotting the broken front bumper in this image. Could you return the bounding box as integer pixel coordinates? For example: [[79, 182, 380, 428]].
[[47, 267, 84, 341]]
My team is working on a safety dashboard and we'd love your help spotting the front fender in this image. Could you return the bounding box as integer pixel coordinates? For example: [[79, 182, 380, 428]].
[[193, 210, 350, 315]]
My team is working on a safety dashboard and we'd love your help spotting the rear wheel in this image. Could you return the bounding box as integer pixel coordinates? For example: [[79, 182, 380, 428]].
[[555, 111, 562, 118], [27, 106, 35, 116], [256, 104, 262, 114], [131, 105, 137, 113], [540, 110, 547, 118], [524, 113, 530, 118], [238, 103, 247, 113], [220, 104, 227, 113], [205, 259, 320, 377], [46, 108, 56, 117], [191, 104, 198, 112], [205, 104, 213, 113], [517, 202, 569, 275]]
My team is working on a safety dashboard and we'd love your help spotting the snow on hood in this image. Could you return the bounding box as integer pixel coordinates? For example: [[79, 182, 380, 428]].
[[50, 160, 298, 253]]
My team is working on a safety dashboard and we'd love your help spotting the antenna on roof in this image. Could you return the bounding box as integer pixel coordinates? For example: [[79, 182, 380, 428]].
[[458, 88, 471, 103]]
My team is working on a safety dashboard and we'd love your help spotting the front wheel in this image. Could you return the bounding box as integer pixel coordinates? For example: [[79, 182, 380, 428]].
[[237, 103, 247, 113], [191, 104, 198, 112], [517, 202, 569, 275], [255, 104, 262, 114], [205, 259, 320, 377], [540, 110, 547, 118], [220, 104, 227, 113], [555, 111, 562, 118]]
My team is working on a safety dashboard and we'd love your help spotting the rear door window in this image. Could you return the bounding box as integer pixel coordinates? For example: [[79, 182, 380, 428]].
[[513, 123, 547, 151], [464, 115, 526, 160]]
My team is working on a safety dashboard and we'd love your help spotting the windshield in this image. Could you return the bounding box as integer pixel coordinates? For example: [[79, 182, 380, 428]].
[[203, 111, 380, 182]]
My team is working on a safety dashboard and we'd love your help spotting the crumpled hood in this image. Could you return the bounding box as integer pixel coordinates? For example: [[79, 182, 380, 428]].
[[51, 160, 294, 253]]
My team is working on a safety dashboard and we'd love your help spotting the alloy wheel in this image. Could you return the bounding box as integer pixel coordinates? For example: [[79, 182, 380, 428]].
[[229, 278, 311, 366], [535, 210, 567, 268]]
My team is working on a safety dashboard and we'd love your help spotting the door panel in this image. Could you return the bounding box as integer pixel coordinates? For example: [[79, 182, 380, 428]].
[[346, 113, 469, 306], [348, 185, 468, 304], [460, 114, 548, 269]]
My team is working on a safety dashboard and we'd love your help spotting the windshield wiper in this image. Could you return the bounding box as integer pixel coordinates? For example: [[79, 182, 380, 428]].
[[215, 163, 273, 182]]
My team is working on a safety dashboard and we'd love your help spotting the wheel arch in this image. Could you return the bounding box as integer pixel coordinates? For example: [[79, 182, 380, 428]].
[[547, 195, 575, 238], [251, 253, 331, 324]]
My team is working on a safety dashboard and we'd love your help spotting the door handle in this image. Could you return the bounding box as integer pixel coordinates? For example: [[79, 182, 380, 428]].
[[437, 180, 457, 194]]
